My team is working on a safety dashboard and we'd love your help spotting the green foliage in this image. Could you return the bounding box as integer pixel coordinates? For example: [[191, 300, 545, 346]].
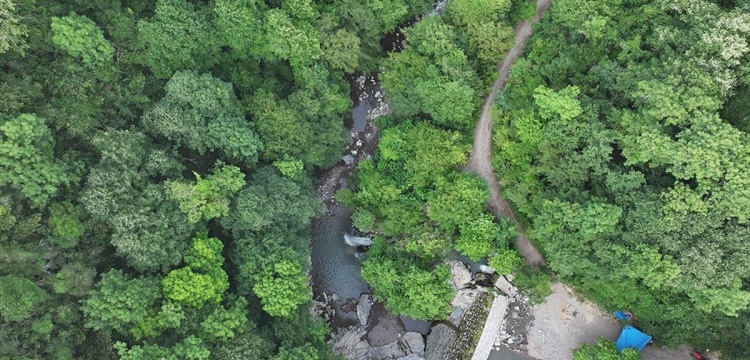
[[210, 331, 276, 360], [222, 166, 322, 234], [142, 71, 261, 166], [48, 202, 86, 248], [136, 0, 220, 78], [487, 249, 523, 275], [572, 338, 641, 360], [456, 215, 515, 261], [253, 260, 310, 317], [0, 114, 72, 208], [513, 269, 552, 305], [212, 0, 265, 58], [0, 0, 28, 54], [447, 0, 511, 26], [168, 165, 245, 223], [362, 238, 454, 320], [51, 262, 96, 297], [81, 270, 161, 333], [0, 275, 46, 322], [200, 297, 248, 341], [51, 13, 114, 71], [81, 130, 192, 272], [428, 174, 489, 233], [263, 9, 322, 68], [130, 301, 185, 340], [382, 16, 478, 129], [163, 235, 229, 308], [115, 335, 211, 360], [272, 344, 321, 360], [494, 1, 750, 354], [533, 85, 583, 122], [272, 157, 305, 181]]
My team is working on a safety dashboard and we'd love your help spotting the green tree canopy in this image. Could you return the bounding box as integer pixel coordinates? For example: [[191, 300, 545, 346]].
[[0, 114, 73, 208]]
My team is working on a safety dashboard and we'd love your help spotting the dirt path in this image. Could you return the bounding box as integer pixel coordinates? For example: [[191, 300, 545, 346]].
[[465, 0, 551, 268]]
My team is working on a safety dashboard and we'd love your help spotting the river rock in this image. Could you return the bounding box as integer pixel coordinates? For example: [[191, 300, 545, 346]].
[[342, 154, 355, 165], [369, 341, 406, 359], [396, 356, 424, 360], [358, 294, 372, 326], [342, 298, 358, 313], [402, 332, 425, 356], [451, 288, 480, 313], [448, 260, 472, 290], [424, 324, 456, 360], [332, 327, 369, 360]]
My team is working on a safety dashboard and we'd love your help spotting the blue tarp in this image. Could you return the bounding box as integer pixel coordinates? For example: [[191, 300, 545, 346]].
[[616, 326, 652, 352], [614, 311, 631, 320]]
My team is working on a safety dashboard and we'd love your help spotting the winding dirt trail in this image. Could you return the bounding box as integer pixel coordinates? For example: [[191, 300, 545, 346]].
[[466, 0, 551, 268]]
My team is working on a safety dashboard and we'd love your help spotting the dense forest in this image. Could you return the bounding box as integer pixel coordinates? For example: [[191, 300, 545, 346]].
[[0, 0, 435, 358], [1, 0, 749, 359]]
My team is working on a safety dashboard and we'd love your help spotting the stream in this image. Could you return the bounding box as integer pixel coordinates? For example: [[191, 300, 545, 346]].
[[310, 72, 434, 343]]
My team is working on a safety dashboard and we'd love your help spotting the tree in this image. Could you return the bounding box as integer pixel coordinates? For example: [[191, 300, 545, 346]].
[[252, 260, 310, 317], [456, 214, 515, 261], [361, 238, 454, 320], [0, 275, 46, 322], [48, 201, 86, 248], [0, 114, 73, 208], [0, 0, 27, 54], [142, 71, 261, 166], [533, 85, 583, 122], [428, 174, 489, 233], [221, 167, 322, 234], [212, 0, 266, 58], [50, 13, 114, 73], [210, 330, 275, 360], [168, 165, 245, 223], [81, 270, 161, 334], [200, 297, 248, 341], [51, 262, 96, 297], [136, 0, 220, 78], [162, 235, 229, 308], [381, 16, 478, 129], [262, 9, 322, 68]]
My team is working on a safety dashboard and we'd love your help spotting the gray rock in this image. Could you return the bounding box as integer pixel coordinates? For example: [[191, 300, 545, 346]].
[[424, 324, 456, 360], [332, 327, 369, 360], [396, 355, 425, 360], [402, 332, 425, 356], [447, 260, 472, 290], [342, 154, 355, 165], [358, 294, 372, 326], [369, 341, 406, 359]]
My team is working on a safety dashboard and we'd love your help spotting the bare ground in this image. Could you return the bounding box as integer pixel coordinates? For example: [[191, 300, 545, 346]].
[[524, 283, 694, 360], [465, 0, 550, 268]]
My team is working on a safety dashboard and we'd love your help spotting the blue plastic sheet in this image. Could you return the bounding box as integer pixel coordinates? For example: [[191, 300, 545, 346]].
[[616, 325, 652, 352], [614, 311, 631, 320]]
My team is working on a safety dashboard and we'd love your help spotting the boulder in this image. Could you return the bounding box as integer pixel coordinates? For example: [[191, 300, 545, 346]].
[[341, 298, 358, 313], [369, 341, 406, 359], [358, 294, 372, 326], [342, 154, 355, 165], [424, 324, 456, 360], [451, 288, 480, 312], [402, 332, 425, 356], [396, 355, 425, 360], [447, 260, 472, 290], [332, 327, 369, 360]]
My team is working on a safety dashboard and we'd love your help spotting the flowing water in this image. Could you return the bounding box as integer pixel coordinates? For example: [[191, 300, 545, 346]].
[[310, 206, 370, 327]]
